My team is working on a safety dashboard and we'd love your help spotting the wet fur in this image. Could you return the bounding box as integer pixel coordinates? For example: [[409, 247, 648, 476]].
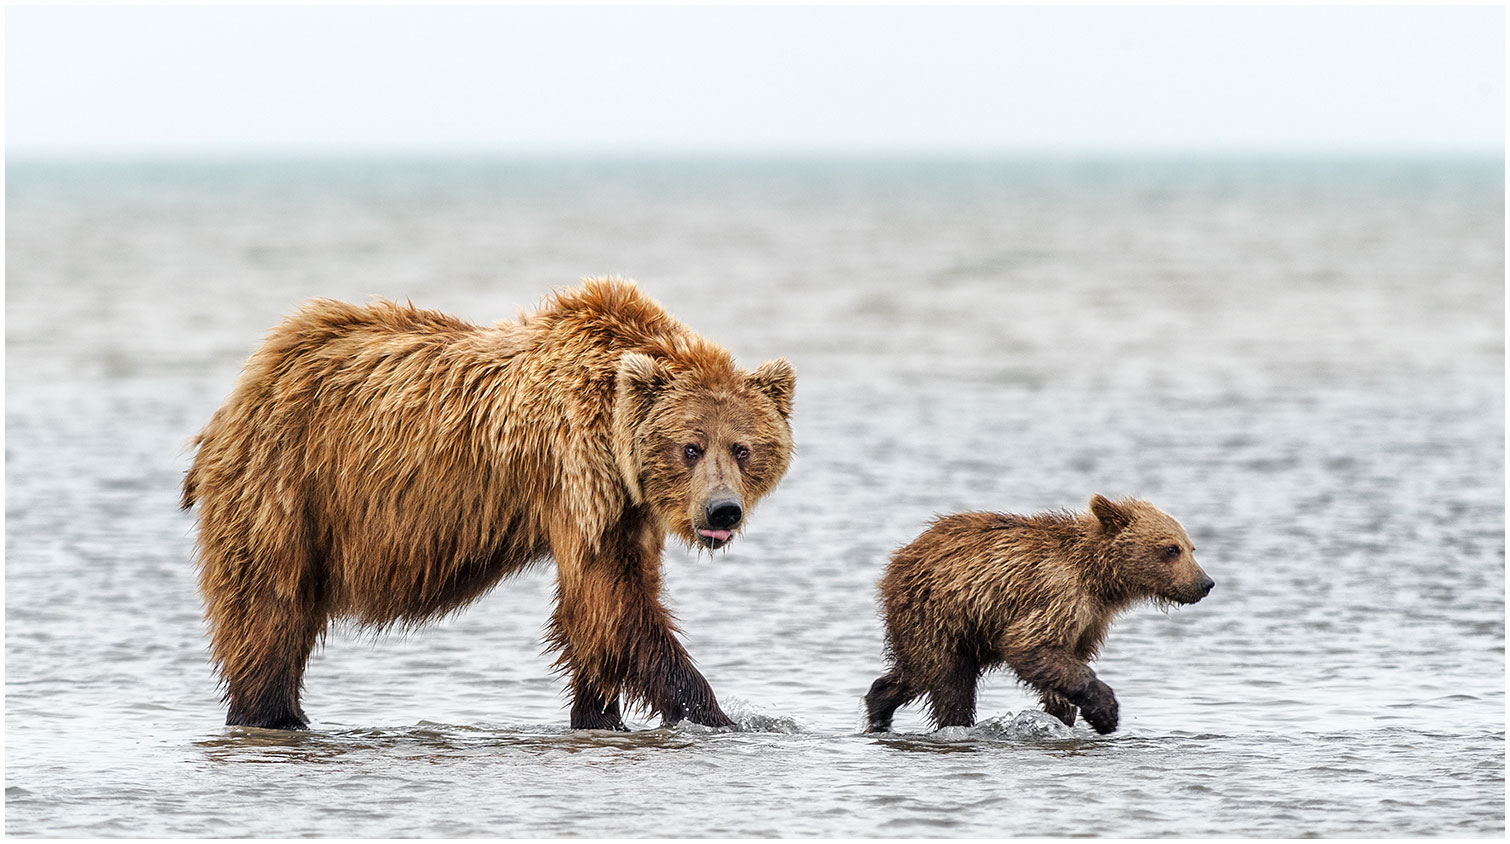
[[865, 496, 1212, 734], [182, 277, 795, 730]]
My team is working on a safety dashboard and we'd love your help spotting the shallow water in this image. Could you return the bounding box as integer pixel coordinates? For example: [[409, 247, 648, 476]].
[[6, 157, 1504, 836]]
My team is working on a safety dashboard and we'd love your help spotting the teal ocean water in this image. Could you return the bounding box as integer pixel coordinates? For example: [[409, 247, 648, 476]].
[[6, 156, 1504, 836]]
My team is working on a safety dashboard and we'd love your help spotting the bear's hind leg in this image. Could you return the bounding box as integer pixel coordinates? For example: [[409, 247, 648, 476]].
[[209, 582, 326, 731], [864, 669, 918, 733]]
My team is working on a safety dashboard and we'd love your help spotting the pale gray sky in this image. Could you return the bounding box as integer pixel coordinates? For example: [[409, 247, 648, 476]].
[[6, 4, 1504, 155]]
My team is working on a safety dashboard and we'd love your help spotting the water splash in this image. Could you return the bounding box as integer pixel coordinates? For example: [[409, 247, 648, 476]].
[[685, 697, 806, 734], [988, 710, 1079, 740]]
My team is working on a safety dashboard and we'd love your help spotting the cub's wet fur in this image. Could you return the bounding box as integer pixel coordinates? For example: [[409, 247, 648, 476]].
[[866, 495, 1213, 734]]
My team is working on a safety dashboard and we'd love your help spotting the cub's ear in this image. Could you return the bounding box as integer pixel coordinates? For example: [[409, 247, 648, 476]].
[[1090, 494, 1134, 534], [748, 357, 796, 419]]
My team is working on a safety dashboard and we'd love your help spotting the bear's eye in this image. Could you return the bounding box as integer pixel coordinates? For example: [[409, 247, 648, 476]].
[[1161, 544, 1182, 561], [682, 443, 703, 463], [732, 444, 751, 464]]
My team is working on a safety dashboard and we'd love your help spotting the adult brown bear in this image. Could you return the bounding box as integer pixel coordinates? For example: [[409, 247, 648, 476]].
[[182, 278, 795, 731]]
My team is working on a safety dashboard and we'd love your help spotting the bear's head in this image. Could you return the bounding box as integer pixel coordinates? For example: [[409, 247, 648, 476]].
[[1090, 494, 1215, 605], [613, 351, 795, 550]]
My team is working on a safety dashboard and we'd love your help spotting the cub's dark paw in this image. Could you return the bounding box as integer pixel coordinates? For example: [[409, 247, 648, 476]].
[[1073, 680, 1119, 734]]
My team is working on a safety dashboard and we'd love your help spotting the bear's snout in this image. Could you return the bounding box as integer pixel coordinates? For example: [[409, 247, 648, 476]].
[[695, 495, 743, 549], [706, 498, 743, 530]]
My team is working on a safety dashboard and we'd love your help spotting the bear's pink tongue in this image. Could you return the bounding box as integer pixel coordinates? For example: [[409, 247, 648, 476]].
[[699, 529, 732, 542]]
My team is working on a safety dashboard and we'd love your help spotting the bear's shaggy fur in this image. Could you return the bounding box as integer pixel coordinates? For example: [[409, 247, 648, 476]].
[[865, 495, 1213, 734], [182, 278, 795, 731]]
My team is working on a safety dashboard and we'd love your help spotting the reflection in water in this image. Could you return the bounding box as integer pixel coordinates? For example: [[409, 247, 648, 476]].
[[196, 723, 710, 762]]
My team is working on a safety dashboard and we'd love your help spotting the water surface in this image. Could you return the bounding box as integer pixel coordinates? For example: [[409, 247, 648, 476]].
[[6, 156, 1503, 836]]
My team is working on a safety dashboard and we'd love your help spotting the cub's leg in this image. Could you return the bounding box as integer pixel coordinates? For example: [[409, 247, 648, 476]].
[[864, 669, 918, 733], [1009, 646, 1119, 734], [925, 653, 982, 729], [1039, 690, 1078, 727]]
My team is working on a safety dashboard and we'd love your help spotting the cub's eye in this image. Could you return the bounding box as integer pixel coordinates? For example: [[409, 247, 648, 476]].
[[682, 443, 703, 462], [1161, 544, 1183, 561], [732, 444, 752, 463]]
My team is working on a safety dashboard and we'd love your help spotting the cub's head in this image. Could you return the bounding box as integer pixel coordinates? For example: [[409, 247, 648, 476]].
[[612, 352, 795, 550], [1090, 495, 1215, 605]]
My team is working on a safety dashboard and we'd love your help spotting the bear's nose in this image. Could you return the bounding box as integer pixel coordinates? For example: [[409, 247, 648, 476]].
[[1199, 576, 1215, 596], [706, 499, 743, 530]]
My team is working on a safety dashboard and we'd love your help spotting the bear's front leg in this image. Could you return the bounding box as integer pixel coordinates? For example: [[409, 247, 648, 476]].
[[568, 675, 628, 731], [549, 527, 734, 730], [613, 575, 734, 728], [648, 654, 735, 729], [1008, 645, 1120, 734]]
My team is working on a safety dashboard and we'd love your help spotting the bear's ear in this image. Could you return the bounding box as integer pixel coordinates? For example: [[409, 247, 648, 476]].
[[1090, 494, 1134, 535], [613, 352, 672, 505], [748, 357, 796, 419], [616, 352, 671, 413]]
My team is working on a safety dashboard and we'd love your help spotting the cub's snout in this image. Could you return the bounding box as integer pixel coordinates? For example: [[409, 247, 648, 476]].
[[1178, 574, 1216, 604]]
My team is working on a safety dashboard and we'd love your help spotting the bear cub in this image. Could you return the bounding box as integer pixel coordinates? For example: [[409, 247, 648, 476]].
[[865, 495, 1213, 734]]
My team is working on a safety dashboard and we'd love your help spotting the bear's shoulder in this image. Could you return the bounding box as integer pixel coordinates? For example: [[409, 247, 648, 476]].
[[544, 277, 672, 333]]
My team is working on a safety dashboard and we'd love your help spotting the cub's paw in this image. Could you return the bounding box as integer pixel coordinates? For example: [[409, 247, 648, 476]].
[[1073, 680, 1119, 735]]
